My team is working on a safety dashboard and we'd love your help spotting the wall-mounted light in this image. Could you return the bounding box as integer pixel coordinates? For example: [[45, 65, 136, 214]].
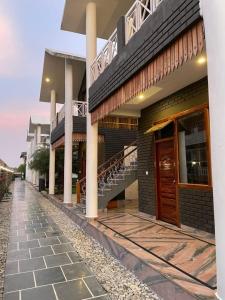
[[45, 77, 51, 83]]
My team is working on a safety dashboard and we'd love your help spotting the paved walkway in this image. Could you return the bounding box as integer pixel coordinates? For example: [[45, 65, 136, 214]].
[[4, 180, 108, 300]]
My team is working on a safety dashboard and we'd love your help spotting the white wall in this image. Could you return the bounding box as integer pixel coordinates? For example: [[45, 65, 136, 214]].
[[201, 1, 225, 299]]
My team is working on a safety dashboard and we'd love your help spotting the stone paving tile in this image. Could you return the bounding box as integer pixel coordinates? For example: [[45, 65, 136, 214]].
[[34, 266, 66, 286], [7, 249, 30, 262], [52, 243, 74, 254], [3, 181, 108, 300], [19, 239, 40, 250], [19, 257, 46, 272], [21, 285, 57, 300], [54, 280, 92, 300], [5, 261, 19, 275], [45, 231, 63, 237], [44, 253, 71, 268], [67, 251, 82, 263], [4, 291, 20, 300], [39, 237, 60, 246], [62, 262, 92, 280], [27, 232, 46, 240], [4, 272, 35, 293], [84, 276, 108, 297], [30, 245, 54, 258]]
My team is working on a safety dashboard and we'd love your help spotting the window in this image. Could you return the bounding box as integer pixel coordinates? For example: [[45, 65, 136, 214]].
[[177, 110, 209, 185], [155, 121, 174, 140]]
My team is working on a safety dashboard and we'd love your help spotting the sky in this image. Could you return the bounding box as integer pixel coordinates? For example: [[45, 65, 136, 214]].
[[0, 0, 105, 168]]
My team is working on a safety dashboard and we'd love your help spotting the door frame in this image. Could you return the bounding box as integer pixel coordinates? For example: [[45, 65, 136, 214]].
[[154, 132, 180, 227]]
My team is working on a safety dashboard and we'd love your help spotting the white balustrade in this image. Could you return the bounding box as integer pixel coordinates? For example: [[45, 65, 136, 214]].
[[73, 101, 87, 117], [125, 0, 163, 43], [89, 0, 163, 85], [36, 143, 49, 151], [58, 105, 65, 124], [90, 29, 118, 83], [51, 101, 87, 131]]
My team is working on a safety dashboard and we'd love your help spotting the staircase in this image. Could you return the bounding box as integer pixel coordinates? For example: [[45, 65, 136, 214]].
[[76, 141, 138, 213]]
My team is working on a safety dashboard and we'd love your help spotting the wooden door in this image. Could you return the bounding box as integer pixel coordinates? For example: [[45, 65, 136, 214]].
[[156, 139, 178, 226]]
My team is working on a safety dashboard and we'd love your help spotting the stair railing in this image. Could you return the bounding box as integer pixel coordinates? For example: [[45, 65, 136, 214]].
[[76, 140, 137, 204]]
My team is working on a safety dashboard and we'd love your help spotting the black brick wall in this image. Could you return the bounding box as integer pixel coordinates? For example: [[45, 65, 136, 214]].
[[51, 117, 137, 163], [89, 0, 201, 112], [179, 189, 214, 233], [138, 78, 215, 233]]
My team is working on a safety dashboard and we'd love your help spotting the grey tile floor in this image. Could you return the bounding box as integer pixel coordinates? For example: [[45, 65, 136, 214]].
[[4, 181, 109, 300]]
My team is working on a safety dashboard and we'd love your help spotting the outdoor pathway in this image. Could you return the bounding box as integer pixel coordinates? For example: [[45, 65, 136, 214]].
[[4, 181, 108, 300]]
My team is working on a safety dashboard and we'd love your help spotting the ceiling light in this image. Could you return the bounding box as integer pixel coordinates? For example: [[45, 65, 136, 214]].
[[45, 77, 51, 83], [197, 56, 207, 65], [138, 94, 144, 100]]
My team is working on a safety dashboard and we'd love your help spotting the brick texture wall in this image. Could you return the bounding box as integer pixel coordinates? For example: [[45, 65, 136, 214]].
[[138, 78, 215, 233]]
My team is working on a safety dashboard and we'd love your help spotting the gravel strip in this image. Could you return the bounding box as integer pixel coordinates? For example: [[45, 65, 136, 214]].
[[39, 196, 161, 300], [0, 193, 13, 299]]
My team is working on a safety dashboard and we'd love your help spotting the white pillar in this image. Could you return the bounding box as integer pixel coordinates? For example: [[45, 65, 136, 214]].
[[36, 125, 41, 186], [49, 90, 56, 195], [86, 2, 98, 218], [201, 1, 225, 299], [31, 135, 36, 185], [63, 59, 73, 205]]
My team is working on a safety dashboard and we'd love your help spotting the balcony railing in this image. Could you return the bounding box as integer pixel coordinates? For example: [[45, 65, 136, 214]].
[[36, 143, 49, 151], [51, 101, 87, 130], [90, 0, 163, 84], [72, 100, 87, 117], [125, 0, 163, 43], [90, 29, 118, 83]]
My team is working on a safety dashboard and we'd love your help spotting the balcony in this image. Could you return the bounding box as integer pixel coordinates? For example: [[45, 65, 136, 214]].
[[35, 142, 49, 151], [90, 0, 163, 84], [52, 101, 87, 130]]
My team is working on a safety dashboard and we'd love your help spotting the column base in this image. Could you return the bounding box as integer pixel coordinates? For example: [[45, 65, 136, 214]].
[[64, 203, 73, 208]]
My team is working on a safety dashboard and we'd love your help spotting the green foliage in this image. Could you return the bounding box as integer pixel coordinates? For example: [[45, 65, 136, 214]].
[[29, 148, 49, 176], [17, 163, 26, 174]]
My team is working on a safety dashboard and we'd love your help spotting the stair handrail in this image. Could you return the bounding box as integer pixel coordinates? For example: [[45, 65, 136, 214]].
[[76, 140, 137, 203]]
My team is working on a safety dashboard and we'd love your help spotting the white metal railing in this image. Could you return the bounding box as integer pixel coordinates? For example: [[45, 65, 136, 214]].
[[125, 0, 163, 43], [52, 119, 57, 130], [58, 105, 65, 124], [36, 143, 49, 151], [90, 29, 118, 83], [73, 100, 87, 117], [51, 101, 87, 131], [90, 0, 163, 85]]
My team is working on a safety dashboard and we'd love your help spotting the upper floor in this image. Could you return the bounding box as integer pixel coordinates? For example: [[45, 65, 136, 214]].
[[87, 0, 202, 115]]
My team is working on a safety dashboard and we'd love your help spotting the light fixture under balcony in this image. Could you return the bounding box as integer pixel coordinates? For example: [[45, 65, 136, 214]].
[[45, 77, 51, 83], [197, 56, 207, 65]]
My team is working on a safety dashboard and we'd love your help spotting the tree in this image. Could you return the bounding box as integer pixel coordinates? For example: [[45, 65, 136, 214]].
[[29, 148, 49, 176], [17, 163, 26, 178]]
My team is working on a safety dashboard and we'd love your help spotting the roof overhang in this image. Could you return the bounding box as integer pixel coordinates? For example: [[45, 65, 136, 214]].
[[28, 116, 50, 135], [61, 0, 134, 39], [40, 49, 86, 104]]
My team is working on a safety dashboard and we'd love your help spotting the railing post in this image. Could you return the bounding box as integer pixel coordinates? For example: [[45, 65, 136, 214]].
[[137, 0, 142, 30], [117, 16, 126, 54]]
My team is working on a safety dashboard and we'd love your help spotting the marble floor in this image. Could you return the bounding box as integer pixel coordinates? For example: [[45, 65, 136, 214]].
[[98, 213, 216, 290], [4, 181, 108, 300]]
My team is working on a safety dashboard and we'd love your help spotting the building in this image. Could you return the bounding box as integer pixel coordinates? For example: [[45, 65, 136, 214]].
[[26, 116, 50, 185], [39, 49, 137, 206], [60, 0, 225, 299]]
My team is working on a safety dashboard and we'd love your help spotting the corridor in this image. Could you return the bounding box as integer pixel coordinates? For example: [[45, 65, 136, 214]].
[[4, 181, 108, 300]]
